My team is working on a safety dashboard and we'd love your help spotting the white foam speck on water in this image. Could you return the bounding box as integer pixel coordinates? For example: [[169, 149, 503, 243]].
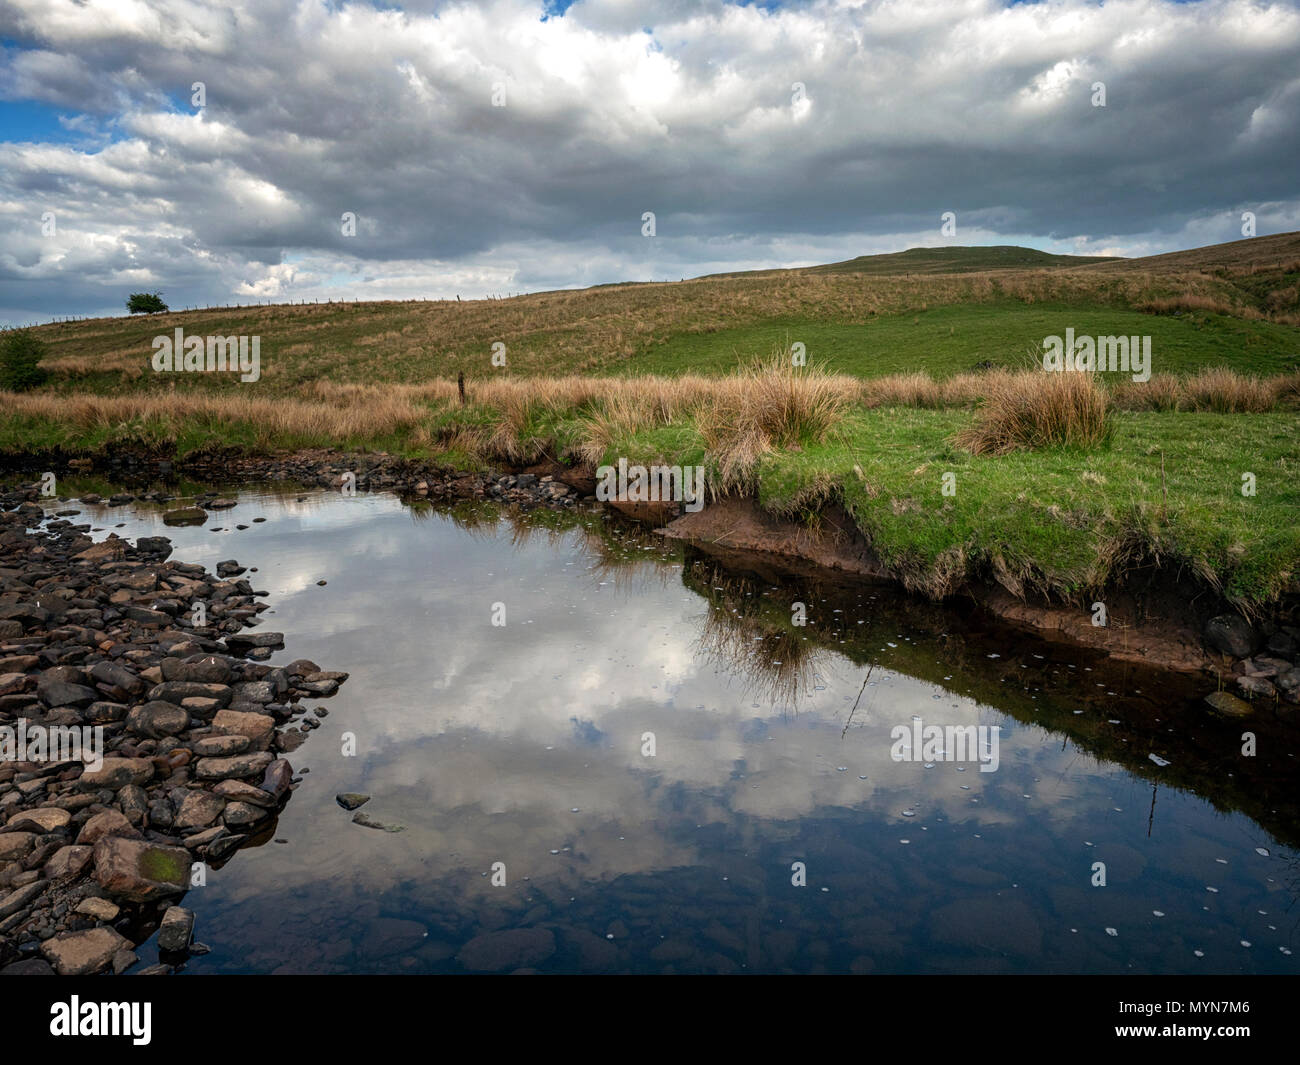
[[1105, 928, 1118, 937], [1256, 847, 1270, 857]]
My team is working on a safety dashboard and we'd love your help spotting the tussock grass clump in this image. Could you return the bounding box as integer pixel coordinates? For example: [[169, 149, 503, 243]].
[[1180, 367, 1276, 413], [1110, 373, 1183, 411], [1139, 292, 1239, 316], [696, 352, 853, 487], [860, 373, 942, 408], [954, 372, 1111, 455]]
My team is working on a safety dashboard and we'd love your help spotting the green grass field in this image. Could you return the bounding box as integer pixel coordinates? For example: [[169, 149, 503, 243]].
[[629, 302, 1300, 378]]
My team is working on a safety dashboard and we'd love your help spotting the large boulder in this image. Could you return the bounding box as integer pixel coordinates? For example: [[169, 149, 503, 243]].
[[76, 809, 141, 846], [194, 751, 273, 781], [225, 631, 285, 653], [89, 661, 145, 700], [6, 807, 71, 833], [161, 655, 234, 684], [37, 676, 97, 709], [41, 927, 131, 976], [147, 681, 231, 709], [211, 708, 275, 751], [174, 790, 227, 831], [92, 837, 190, 902], [78, 757, 154, 791], [125, 700, 189, 738]]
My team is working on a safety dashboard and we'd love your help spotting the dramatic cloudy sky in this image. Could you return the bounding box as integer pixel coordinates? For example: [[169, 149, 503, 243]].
[[2, 0, 1299, 325]]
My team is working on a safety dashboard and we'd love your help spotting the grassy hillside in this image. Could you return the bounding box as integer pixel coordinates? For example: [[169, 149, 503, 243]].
[[630, 302, 1300, 378], [802, 245, 1119, 276], [12, 232, 1300, 394]]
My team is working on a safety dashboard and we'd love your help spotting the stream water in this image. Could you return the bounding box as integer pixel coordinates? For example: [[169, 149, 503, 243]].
[[51, 482, 1300, 974]]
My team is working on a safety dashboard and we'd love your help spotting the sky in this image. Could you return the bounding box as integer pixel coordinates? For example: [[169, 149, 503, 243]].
[[1, 0, 1298, 326]]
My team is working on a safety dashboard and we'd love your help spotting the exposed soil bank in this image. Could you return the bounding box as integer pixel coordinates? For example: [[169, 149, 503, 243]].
[[655, 496, 1224, 674], [5, 447, 1298, 691]]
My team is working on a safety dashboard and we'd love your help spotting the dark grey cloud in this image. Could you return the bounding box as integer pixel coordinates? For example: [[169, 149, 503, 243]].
[[1, 0, 1298, 324]]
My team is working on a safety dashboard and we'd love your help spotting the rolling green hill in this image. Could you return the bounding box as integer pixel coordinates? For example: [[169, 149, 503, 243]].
[[12, 232, 1300, 393]]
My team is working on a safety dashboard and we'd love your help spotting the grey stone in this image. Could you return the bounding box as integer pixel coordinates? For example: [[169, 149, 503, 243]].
[[125, 700, 189, 738], [157, 906, 194, 952], [1205, 614, 1258, 658]]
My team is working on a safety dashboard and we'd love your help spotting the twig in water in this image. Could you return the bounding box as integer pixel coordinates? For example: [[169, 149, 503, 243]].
[[842, 664, 875, 738]]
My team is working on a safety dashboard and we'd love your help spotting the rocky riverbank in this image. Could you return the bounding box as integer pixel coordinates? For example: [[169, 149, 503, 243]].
[[0, 478, 347, 975]]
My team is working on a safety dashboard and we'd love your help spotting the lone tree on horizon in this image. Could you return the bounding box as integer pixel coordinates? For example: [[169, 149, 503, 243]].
[[127, 291, 168, 314]]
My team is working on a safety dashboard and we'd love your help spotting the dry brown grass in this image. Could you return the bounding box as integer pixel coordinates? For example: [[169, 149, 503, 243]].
[[1138, 292, 1241, 316], [860, 373, 942, 408], [694, 353, 855, 487], [6, 364, 1295, 465], [1109, 373, 1183, 411], [1179, 368, 1278, 413], [954, 372, 1112, 455], [1, 389, 427, 445]]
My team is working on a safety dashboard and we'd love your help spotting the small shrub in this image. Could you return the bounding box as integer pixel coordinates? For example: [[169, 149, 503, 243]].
[[0, 329, 49, 391]]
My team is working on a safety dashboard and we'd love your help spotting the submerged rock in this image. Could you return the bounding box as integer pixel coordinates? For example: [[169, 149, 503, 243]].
[[352, 811, 403, 833], [457, 928, 556, 972], [336, 793, 371, 811], [1204, 690, 1253, 717], [162, 507, 208, 526]]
